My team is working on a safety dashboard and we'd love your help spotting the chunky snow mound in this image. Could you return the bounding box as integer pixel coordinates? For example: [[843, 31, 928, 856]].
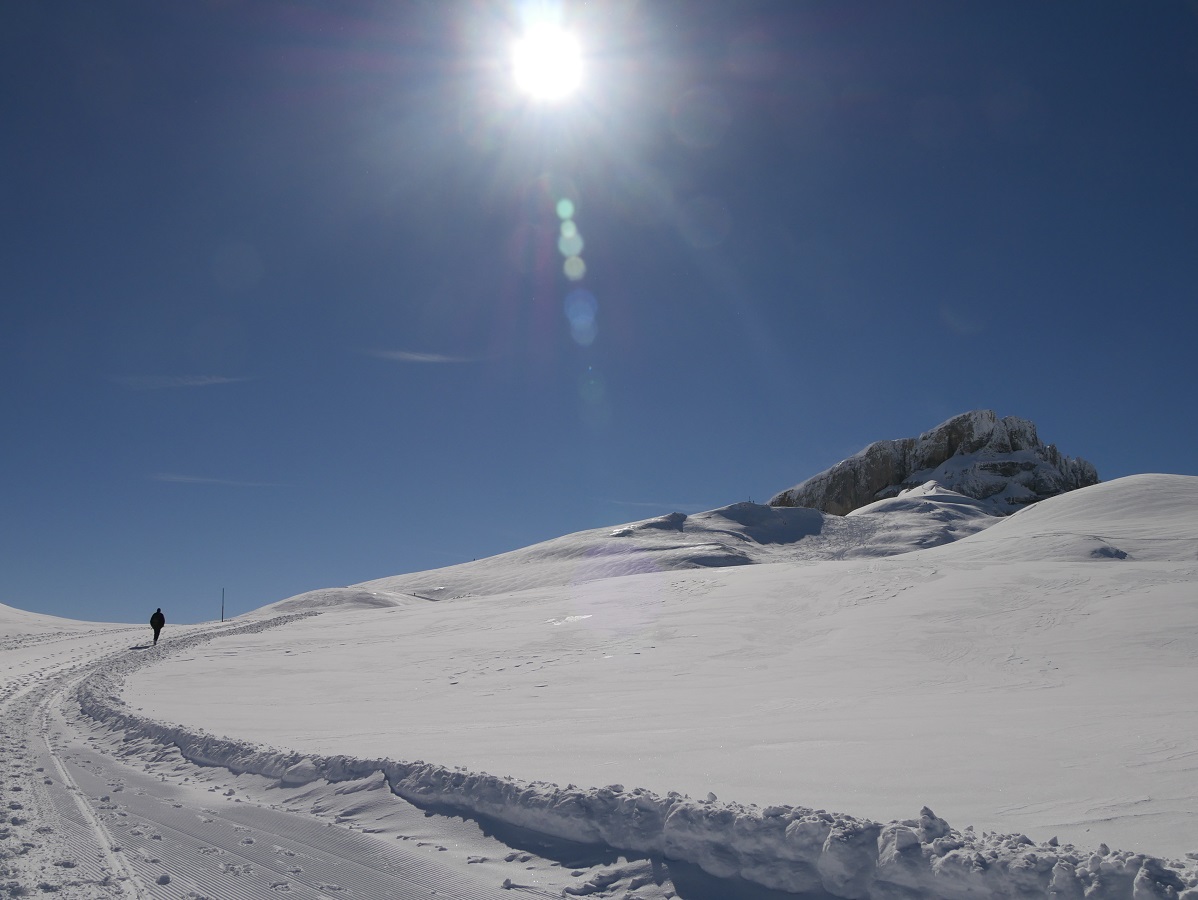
[[771, 409, 1099, 515], [354, 488, 998, 601]]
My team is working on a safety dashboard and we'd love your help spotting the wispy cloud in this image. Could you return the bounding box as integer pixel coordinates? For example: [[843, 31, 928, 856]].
[[111, 375, 253, 390], [151, 473, 283, 488], [363, 350, 480, 364]]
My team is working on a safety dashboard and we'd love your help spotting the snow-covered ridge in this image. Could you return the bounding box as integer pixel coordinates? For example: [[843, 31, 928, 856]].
[[340, 486, 998, 605], [75, 615, 1198, 900], [771, 409, 1099, 515]]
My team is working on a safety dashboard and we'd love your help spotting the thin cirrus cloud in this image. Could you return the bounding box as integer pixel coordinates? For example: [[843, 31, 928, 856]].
[[150, 473, 283, 488], [111, 375, 253, 390], [363, 350, 481, 364]]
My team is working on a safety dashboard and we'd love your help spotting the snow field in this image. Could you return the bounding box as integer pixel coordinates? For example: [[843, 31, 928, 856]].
[[5, 474, 1197, 899], [123, 551, 1198, 857], [84, 636, 1198, 899]]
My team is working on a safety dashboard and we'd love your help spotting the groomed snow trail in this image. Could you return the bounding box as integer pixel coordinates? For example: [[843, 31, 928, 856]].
[[0, 619, 545, 899], [1, 626, 146, 897]]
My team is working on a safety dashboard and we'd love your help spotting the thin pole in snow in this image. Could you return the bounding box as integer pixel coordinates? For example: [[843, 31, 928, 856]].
[[221, 587, 225, 623]]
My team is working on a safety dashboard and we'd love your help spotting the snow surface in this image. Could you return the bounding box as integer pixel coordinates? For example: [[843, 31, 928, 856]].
[[3, 474, 1197, 898]]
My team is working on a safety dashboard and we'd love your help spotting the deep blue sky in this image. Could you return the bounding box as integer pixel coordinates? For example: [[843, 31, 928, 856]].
[[3, 1, 1197, 624]]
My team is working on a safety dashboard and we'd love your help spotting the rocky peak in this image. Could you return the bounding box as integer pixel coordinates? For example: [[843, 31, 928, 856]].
[[769, 410, 1099, 516]]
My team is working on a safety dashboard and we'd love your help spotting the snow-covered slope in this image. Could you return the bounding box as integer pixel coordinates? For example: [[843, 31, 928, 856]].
[[328, 487, 999, 607], [5, 474, 1197, 898], [121, 475, 1198, 888], [919, 472, 1198, 563], [0, 602, 110, 633]]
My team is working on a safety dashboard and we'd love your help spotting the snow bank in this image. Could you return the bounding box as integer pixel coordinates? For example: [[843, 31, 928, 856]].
[[75, 615, 1198, 900]]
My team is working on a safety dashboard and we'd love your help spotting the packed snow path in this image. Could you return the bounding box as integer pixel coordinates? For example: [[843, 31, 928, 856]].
[[0, 619, 552, 899]]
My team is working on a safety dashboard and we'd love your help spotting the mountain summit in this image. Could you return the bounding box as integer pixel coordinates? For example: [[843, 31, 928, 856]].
[[770, 410, 1099, 515]]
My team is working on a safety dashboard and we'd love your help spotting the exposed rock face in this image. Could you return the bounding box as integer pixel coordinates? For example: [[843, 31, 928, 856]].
[[769, 410, 1099, 516]]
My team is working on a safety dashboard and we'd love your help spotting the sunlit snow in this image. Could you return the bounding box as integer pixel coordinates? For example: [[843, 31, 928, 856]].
[[3, 474, 1196, 898]]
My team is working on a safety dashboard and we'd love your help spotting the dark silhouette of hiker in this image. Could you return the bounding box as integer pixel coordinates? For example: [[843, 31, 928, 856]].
[[150, 608, 165, 645]]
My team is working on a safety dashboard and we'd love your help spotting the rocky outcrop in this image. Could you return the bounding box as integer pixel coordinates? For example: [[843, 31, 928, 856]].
[[769, 410, 1099, 516]]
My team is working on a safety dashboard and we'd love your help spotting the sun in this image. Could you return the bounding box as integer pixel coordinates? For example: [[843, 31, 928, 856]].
[[511, 23, 582, 102]]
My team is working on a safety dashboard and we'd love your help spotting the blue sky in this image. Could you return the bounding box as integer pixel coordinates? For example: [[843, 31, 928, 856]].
[[3, 1, 1197, 624]]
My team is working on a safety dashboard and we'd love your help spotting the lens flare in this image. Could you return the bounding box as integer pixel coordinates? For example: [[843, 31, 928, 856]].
[[564, 288, 597, 345], [558, 232, 584, 257], [564, 255, 587, 280]]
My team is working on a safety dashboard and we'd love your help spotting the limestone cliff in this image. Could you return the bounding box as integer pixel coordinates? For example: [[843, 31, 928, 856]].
[[769, 411, 1099, 515]]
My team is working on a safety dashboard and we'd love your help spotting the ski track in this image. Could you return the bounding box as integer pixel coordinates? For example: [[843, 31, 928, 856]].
[[1, 619, 550, 899]]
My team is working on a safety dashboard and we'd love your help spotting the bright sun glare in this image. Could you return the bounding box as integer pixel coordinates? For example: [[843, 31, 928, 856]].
[[511, 23, 582, 101]]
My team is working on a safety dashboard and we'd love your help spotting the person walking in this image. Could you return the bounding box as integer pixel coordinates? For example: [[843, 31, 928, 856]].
[[150, 608, 165, 645]]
